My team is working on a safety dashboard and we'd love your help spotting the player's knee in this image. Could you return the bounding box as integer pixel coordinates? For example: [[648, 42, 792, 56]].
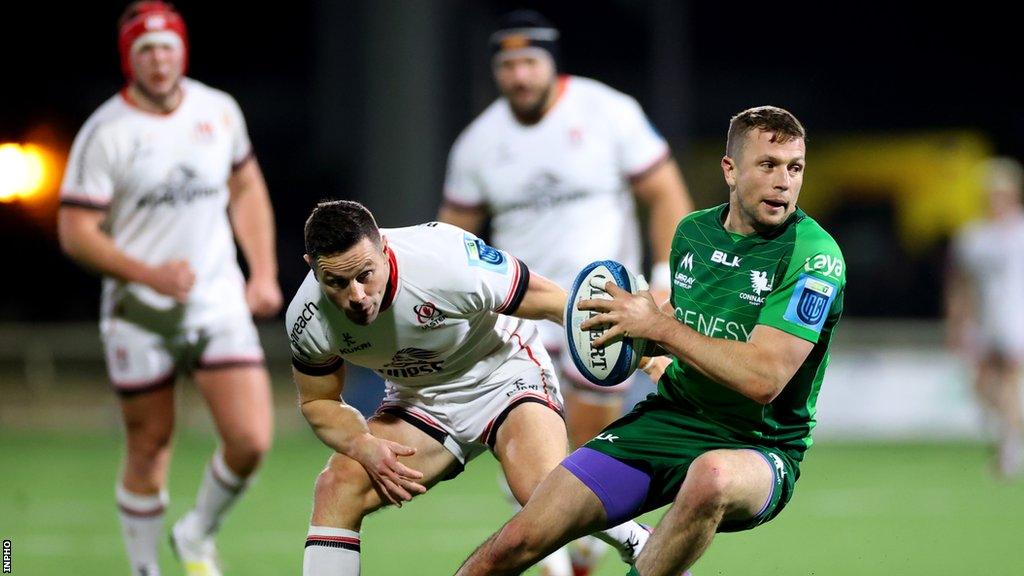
[[490, 518, 545, 566], [313, 459, 374, 512], [223, 430, 272, 469], [124, 422, 173, 463], [682, 452, 735, 513]]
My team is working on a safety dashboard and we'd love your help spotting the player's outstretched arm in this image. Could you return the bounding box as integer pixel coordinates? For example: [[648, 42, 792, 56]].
[[943, 259, 974, 351], [58, 207, 195, 301], [510, 272, 568, 325], [632, 158, 693, 300], [580, 283, 813, 404], [294, 366, 426, 505], [229, 158, 282, 318], [437, 203, 488, 236]]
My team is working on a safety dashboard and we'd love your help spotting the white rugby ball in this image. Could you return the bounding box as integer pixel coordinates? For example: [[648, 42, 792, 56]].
[[565, 260, 649, 387]]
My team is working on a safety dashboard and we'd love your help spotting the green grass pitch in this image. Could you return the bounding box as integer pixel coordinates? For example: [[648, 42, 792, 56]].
[[2, 431, 1023, 575]]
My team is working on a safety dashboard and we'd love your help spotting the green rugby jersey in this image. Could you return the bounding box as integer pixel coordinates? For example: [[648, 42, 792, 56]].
[[660, 203, 846, 458]]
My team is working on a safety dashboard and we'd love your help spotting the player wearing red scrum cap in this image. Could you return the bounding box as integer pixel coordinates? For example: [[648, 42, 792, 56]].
[[57, 2, 280, 575]]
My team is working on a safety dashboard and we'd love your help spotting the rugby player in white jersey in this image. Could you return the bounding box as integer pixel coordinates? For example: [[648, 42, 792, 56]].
[[438, 10, 692, 573], [947, 157, 1024, 478], [57, 3, 281, 574], [289, 200, 654, 575]]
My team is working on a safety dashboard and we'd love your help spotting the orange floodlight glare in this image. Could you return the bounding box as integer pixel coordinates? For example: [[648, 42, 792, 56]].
[[0, 143, 54, 203]]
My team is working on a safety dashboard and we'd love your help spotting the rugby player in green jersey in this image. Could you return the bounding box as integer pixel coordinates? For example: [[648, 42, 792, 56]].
[[456, 106, 845, 576]]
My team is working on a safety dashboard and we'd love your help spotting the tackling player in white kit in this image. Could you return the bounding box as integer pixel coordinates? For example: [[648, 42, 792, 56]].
[[947, 157, 1024, 478], [289, 201, 654, 575], [438, 11, 692, 573], [57, 3, 280, 575]]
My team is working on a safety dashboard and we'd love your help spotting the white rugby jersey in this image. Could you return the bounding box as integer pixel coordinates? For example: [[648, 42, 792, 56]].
[[287, 223, 543, 399], [444, 75, 669, 295], [60, 78, 253, 326], [953, 213, 1024, 342]]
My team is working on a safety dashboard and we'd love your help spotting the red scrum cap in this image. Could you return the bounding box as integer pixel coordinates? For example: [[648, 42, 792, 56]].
[[118, 1, 189, 79]]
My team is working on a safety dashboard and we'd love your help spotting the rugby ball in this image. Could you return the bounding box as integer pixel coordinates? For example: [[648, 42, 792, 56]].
[[565, 260, 649, 387]]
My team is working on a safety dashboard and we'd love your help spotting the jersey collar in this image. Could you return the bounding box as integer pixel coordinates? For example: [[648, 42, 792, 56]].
[[717, 203, 805, 241], [120, 81, 188, 117], [380, 244, 400, 312]]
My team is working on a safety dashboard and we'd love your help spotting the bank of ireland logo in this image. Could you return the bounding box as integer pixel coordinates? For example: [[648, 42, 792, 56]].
[[783, 274, 837, 332]]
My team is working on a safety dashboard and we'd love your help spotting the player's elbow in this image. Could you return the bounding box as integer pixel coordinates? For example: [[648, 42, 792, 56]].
[[751, 383, 784, 405], [57, 210, 95, 261], [57, 221, 83, 260], [739, 379, 774, 405], [744, 372, 788, 405]]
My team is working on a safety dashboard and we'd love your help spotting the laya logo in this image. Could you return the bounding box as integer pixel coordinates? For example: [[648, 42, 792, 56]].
[[381, 348, 445, 378], [463, 234, 508, 273], [711, 250, 741, 267], [413, 302, 447, 329], [803, 254, 843, 278]]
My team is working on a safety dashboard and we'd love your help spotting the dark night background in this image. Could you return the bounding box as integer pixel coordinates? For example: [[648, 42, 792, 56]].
[[2, 0, 1019, 322]]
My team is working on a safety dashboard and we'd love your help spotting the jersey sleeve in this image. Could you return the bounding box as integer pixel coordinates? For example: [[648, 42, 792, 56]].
[[442, 132, 486, 209], [757, 226, 846, 343], [448, 229, 531, 315], [60, 121, 115, 210], [609, 94, 670, 180], [224, 95, 254, 170], [286, 288, 343, 376]]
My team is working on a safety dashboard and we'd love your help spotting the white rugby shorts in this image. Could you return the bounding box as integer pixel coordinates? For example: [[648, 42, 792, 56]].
[[374, 341, 564, 469]]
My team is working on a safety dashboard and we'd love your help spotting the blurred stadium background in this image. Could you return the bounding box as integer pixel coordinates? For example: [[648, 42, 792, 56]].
[[3, 1, 1024, 574]]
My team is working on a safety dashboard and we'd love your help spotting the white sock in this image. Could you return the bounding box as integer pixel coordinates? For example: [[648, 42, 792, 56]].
[[596, 520, 650, 564], [569, 535, 608, 570], [304, 526, 361, 576], [498, 474, 572, 576], [189, 450, 248, 537], [116, 484, 168, 576]]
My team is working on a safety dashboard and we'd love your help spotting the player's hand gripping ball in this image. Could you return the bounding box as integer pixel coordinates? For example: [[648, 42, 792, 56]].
[[565, 260, 649, 386]]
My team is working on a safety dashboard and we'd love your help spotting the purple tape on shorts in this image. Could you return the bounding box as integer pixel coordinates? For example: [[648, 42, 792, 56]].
[[561, 447, 651, 526]]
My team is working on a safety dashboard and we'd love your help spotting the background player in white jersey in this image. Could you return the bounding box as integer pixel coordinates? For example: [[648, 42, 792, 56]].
[[947, 157, 1024, 478], [289, 200, 653, 576], [57, 3, 281, 574], [438, 10, 692, 573]]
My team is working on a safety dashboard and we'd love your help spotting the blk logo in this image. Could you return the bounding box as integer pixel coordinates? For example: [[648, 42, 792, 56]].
[[711, 250, 741, 267]]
